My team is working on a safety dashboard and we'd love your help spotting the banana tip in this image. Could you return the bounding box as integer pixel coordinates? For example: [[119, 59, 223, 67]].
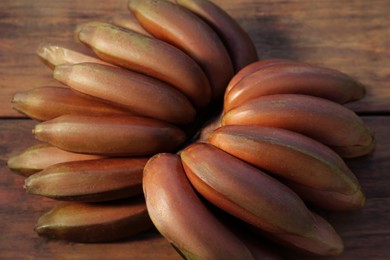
[[36, 42, 51, 57], [6, 156, 17, 169], [76, 22, 102, 45], [53, 64, 73, 83], [11, 92, 25, 104]]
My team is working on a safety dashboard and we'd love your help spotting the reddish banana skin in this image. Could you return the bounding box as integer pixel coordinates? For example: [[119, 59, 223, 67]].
[[174, 0, 258, 72], [36, 44, 112, 69], [7, 144, 103, 176], [143, 153, 259, 259], [224, 61, 366, 112], [285, 180, 366, 211], [54, 62, 196, 125], [111, 13, 152, 36], [209, 125, 365, 210], [35, 196, 153, 243], [225, 59, 299, 98], [25, 157, 148, 202], [223, 94, 375, 158], [33, 115, 187, 156], [77, 22, 211, 109], [128, 0, 234, 100], [12, 86, 130, 121], [181, 143, 343, 256]]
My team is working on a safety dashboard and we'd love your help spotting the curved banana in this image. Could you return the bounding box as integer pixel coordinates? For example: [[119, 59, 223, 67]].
[[223, 94, 375, 158], [33, 115, 187, 156], [110, 13, 152, 36], [25, 157, 148, 202], [143, 153, 257, 259], [53, 62, 196, 125], [12, 86, 130, 121], [181, 143, 343, 256], [225, 59, 297, 98], [76, 22, 211, 109], [128, 0, 233, 100], [36, 43, 112, 69], [7, 144, 103, 176], [209, 125, 365, 210], [35, 196, 153, 243], [174, 0, 258, 72], [224, 60, 366, 112]]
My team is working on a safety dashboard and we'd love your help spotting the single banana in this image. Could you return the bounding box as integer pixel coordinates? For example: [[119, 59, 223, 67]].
[[144, 153, 260, 259], [110, 13, 152, 36], [12, 86, 130, 121], [33, 114, 187, 156], [36, 43, 112, 69], [173, 0, 258, 72], [209, 125, 365, 210], [223, 94, 375, 158], [25, 157, 148, 202], [76, 22, 211, 109], [35, 196, 153, 243], [7, 144, 103, 176], [128, 0, 234, 100], [224, 60, 366, 112], [53, 62, 196, 125], [181, 143, 343, 256]]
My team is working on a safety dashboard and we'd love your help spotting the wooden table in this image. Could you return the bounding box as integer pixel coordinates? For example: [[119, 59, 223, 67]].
[[1, 0, 389, 259]]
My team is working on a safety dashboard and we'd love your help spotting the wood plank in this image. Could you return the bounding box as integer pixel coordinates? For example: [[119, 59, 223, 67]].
[[1, 0, 390, 117], [0, 116, 389, 259]]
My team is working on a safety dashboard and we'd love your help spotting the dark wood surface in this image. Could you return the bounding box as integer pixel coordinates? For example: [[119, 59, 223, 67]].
[[1, 0, 389, 259]]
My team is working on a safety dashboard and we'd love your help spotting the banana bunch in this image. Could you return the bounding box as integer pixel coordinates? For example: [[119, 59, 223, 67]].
[[7, 0, 374, 258]]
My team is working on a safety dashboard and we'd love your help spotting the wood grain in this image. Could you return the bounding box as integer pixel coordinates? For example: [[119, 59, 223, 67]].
[[1, 0, 390, 259]]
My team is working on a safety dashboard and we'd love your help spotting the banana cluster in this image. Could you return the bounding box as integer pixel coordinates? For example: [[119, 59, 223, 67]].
[[7, 0, 374, 258]]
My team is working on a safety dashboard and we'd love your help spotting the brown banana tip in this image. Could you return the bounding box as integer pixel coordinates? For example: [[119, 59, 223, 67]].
[[53, 64, 73, 83], [34, 223, 46, 235], [31, 125, 41, 136], [74, 22, 88, 37], [6, 156, 17, 169], [356, 189, 366, 208], [36, 43, 48, 57], [77, 22, 100, 44], [11, 92, 25, 104], [23, 178, 30, 191]]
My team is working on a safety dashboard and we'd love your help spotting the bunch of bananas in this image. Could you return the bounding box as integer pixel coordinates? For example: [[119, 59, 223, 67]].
[[8, 0, 375, 258]]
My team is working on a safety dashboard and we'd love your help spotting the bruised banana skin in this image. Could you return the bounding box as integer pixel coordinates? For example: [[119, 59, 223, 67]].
[[77, 22, 211, 109], [143, 153, 258, 260], [35, 196, 153, 243], [110, 12, 152, 36], [181, 143, 343, 256], [209, 125, 365, 210], [128, 0, 234, 101], [223, 94, 375, 158], [12, 86, 130, 121], [25, 157, 148, 202], [224, 61, 366, 112], [33, 115, 187, 156], [54, 62, 196, 125], [36, 44, 112, 69], [7, 144, 103, 176], [174, 0, 258, 72]]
